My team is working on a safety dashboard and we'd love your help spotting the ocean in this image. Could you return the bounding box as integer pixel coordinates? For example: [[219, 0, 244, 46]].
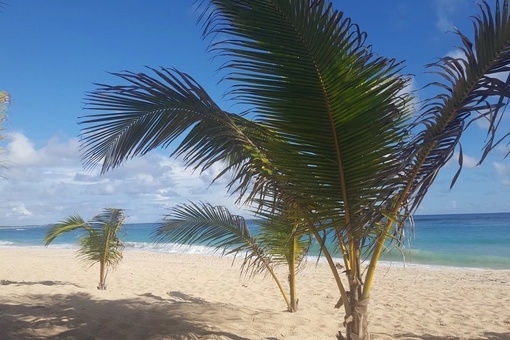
[[1, 213, 509, 270]]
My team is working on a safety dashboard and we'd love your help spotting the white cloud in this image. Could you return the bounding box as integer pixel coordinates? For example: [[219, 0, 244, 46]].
[[446, 152, 479, 169], [493, 161, 510, 186], [12, 203, 33, 216], [494, 144, 510, 158], [446, 48, 464, 61], [462, 153, 478, 168], [434, 0, 464, 32], [4, 132, 41, 166], [494, 162, 507, 176], [1, 128, 507, 225], [450, 200, 456, 209], [0, 133, 243, 225]]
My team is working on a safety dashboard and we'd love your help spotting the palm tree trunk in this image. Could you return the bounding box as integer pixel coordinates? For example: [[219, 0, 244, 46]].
[[337, 249, 369, 340], [288, 235, 298, 312], [97, 261, 106, 290], [341, 287, 369, 339], [339, 301, 369, 340], [258, 255, 292, 311], [98, 260, 107, 290], [98, 227, 112, 290], [310, 227, 351, 311]]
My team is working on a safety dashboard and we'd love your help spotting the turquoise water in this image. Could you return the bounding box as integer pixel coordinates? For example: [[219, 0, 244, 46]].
[[1, 213, 509, 269]]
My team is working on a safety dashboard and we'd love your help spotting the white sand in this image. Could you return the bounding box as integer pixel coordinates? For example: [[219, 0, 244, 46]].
[[0, 248, 509, 339]]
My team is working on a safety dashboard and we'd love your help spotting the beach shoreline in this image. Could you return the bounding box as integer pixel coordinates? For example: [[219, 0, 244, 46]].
[[1, 248, 509, 339]]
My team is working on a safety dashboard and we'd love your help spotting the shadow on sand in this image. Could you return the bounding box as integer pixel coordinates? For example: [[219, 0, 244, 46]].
[[0, 291, 252, 340], [1, 280, 83, 288], [393, 332, 510, 340]]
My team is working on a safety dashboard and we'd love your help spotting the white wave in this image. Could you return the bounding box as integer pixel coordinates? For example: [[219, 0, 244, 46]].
[[124, 241, 230, 256], [45, 243, 79, 250], [0, 240, 15, 246]]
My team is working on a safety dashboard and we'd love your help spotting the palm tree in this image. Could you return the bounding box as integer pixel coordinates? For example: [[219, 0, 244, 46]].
[[0, 91, 7, 128], [0, 92, 8, 170], [154, 201, 310, 312], [44, 208, 126, 290], [78, 1, 510, 338]]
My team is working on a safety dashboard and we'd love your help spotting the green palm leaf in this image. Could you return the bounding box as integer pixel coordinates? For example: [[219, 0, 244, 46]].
[[406, 0, 510, 211], [153, 201, 273, 276], [79, 208, 125, 269], [77, 233, 122, 267], [81, 68, 229, 172], [0, 91, 8, 114], [364, 0, 510, 300], [44, 208, 126, 289], [198, 0, 411, 228], [81, 67, 282, 205], [257, 216, 311, 270], [0, 93, 10, 173], [44, 214, 91, 246], [153, 201, 306, 311]]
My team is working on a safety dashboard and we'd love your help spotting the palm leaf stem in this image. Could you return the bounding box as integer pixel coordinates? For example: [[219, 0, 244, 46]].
[[155, 202, 292, 310], [310, 225, 351, 316], [321, 67, 356, 280], [257, 248, 292, 311], [337, 232, 352, 275], [362, 202, 410, 300], [288, 234, 297, 311], [99, 222, 113, 289], [228, 220, 293, 310], [363, 121, 442, 300], [44, 215, 92, 246]]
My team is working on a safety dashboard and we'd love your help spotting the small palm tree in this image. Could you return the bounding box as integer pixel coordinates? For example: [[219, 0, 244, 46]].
[[44, 208, 126, 290], [256, 211, 311, 312], [0, 92, 7, 174], [0, 92, 8, 147], [154, 201, 310, 312]]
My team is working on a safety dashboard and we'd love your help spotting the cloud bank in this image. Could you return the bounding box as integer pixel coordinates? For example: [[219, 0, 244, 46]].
[[0, 132, 243, 226]]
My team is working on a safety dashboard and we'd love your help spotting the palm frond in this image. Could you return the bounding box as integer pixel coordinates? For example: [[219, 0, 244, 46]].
[[83, 208, 125, 268], [198, 0, 412, 229], [256, 216, 311, 271], [0, 92, 8, 147], [78, 233, 124, 268], [80, 68, 226, 172], [363, 0, 510, 301], [46, 209, 126, 278], [0, 92, 7, 164], [80, 67, 283, 205], [44, 214, 91, 246], [405, 0, 510, 213], [0, 91, 8, 111], [88, 208, 125, 233], [153, 201, 275, 276]]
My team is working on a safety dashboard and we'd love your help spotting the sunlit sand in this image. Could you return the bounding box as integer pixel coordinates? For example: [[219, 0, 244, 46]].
[[1, 248, 509, 339]]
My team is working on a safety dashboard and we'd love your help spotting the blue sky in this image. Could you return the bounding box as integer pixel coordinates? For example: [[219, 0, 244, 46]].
[[0, 0, 509, 226]]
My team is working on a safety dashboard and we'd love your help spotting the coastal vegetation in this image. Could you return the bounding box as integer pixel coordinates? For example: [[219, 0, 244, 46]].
[[44, 208, 126, 290], [78, 0, 510, 339], [0, 92, 7, 138], [0, 91, 8, 112], [154, 201, 310, 312], [0, 92, 8, 171]]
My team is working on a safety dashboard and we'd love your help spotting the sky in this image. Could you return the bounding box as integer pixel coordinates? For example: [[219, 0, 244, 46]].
[[0, 0, 509, 226]]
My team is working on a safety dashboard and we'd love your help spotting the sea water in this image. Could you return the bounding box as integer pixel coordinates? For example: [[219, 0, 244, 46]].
[[0, 213, 509, 270]]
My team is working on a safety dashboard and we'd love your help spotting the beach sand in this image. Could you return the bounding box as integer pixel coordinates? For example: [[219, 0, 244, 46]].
[[0, 248, 509, 339]]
